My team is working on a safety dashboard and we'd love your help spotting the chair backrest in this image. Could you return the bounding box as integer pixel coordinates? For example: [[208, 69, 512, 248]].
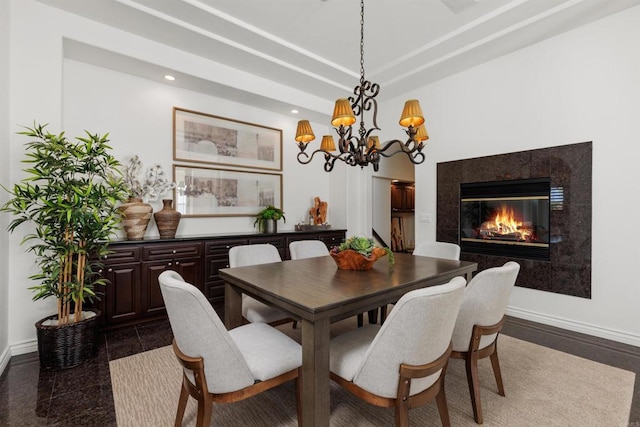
[[413, 241, 461, 260], [451, 261, 520, 352], [352, 277, 466, 398], [228, 243, 282, 267], [289, 240, 330, 260], [158, 270, 255, 393]]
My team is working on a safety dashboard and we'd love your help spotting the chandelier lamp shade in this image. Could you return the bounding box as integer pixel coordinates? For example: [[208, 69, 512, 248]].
[[294, 0, 429, 172]]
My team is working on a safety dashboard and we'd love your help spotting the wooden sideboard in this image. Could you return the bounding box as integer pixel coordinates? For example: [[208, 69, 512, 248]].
[[94, 229, 346, 329]]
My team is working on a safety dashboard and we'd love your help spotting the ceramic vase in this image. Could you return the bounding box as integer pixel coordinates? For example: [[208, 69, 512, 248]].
[[154, 199, 181, 239], [118, 197, 153, 240]]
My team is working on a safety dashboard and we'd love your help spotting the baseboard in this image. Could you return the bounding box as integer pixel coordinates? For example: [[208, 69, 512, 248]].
[[507, 306, 640, 348], [0, 346, 9, 377], [10, 339, 38, 357]]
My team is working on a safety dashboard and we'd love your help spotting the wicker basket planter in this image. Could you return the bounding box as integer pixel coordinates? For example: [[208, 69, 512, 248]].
[[35, 310, 100, 371]]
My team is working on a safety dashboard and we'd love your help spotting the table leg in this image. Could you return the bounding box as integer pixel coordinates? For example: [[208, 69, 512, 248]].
[[300, 317, 331, 427], [224, 283, 243, 329]]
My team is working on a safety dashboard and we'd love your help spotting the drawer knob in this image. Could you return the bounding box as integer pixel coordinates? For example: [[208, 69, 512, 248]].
[[172, 250, 176, 254], [168, 262, 172, 266], [107, 268, 113, 273], [103, 255, 108, 260], [226, 245, 230, 249], [226, 264, 229, 268], [175, 261, 180, 265]]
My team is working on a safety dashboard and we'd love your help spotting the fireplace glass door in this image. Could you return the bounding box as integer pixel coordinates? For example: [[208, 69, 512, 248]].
[[460, 178, 550, 260]]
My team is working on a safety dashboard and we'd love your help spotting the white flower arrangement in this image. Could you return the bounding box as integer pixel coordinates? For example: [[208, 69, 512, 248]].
[[122, 155, 176, 202]]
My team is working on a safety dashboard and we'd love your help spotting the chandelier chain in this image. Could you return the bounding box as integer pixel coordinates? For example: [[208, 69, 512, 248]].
[[360, 0, 365, 84]]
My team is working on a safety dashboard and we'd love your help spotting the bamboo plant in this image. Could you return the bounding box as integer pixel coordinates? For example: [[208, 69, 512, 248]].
[[2, 123, 128, 325]]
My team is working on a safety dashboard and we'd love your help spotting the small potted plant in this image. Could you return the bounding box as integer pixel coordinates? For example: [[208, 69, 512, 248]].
[[1, 123, 128, 370], [330, 235, 394, 270], [254, 205, 286, 234]]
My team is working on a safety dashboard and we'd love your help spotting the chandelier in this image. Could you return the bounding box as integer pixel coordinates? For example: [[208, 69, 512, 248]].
[[294, 0, 429, 172]]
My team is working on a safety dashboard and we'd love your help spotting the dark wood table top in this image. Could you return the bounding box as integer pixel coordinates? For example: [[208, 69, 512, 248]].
[[220, 253, 477, 323]]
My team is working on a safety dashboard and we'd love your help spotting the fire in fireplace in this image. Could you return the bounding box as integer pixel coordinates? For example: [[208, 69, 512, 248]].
[[460, 178, 550, 261]]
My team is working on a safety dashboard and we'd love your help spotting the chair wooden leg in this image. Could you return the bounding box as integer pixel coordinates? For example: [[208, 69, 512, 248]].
[[435, 380, 451, 427], [357, 313, 364, 327], [292, 320, 298, 329], [394, 378, 411, 427], [175, 380, 189, 427], [465, 352, 483, 424], [489, 350, 505, 396], [195, 394, 213, 427], [380, 305, 388, 324]]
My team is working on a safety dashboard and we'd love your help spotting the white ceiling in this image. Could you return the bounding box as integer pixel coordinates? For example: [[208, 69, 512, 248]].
[[37, 0, 640, 119]]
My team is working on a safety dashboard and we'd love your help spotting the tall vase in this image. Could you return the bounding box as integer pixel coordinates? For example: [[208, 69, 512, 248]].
[[118, 197, 153, 240], [154, 199, 181, 239]]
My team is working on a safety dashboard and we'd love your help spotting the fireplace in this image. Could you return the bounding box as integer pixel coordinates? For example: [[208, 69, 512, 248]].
[[460, 178, 550, 261]]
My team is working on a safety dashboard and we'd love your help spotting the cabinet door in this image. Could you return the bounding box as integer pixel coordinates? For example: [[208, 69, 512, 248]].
[[142, 260, 170, 317], [172, 256, 202, 289], [100, 263, 142, 326], [404, 186, 415, 211], [391, 185, 404, 211]]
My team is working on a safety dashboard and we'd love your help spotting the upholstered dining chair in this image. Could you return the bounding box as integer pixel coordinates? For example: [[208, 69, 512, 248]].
[[289, 239, 330, 260], [158, 270, 302, 427], [379, 241, 462, 324], [413, 241, 461, 260], [228, 243, 294, 326], [329, 276, 467, 427], [450, 261, 520, 424]]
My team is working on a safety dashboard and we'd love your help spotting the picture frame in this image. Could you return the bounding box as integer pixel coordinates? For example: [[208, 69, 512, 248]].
[[173, 107, 283, 171], [173, 165, 283, 217]]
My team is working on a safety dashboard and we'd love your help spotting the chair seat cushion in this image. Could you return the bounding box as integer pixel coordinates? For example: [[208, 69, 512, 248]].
[[230, 322, 302, 381], [242, 295, 290, 324], [329, 324, 380, 381]]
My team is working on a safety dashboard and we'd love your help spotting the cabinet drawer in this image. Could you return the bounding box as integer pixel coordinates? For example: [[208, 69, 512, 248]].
[[204, 239, 249, 255], [319, 233, 345, 247], [248, 236, 285, 248], [143, 242, 202, 260], [101, 246, 141, 264]]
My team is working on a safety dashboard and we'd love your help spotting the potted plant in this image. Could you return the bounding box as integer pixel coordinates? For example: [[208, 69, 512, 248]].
[[330, 235, 394, 270], [253, 205, 286, 234], [1, 123, 128, 370]]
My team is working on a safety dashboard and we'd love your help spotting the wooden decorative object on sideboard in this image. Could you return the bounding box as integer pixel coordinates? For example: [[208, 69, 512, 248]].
[[94, 229, 346, 329]]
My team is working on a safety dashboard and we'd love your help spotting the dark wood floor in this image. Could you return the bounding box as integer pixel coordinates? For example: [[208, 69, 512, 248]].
[[1, 313, 638, 426]]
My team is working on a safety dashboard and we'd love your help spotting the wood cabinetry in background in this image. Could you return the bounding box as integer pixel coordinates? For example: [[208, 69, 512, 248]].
[[95, 229, 346, 329], [391, 182, 415, 212]]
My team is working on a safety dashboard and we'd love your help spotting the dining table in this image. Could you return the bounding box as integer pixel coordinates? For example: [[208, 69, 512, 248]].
[[220, 252, 477, 427]]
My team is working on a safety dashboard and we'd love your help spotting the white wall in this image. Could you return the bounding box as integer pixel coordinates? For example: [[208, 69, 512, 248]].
[[4, 0, 348, 356], [408, 5, 640, 345], [0, 0, 11, 372]]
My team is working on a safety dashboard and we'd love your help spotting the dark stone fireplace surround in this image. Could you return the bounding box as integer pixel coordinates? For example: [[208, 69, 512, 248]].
[[437, 142, 592, 298]]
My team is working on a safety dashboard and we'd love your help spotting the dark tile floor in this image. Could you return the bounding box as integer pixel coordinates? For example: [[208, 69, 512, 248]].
[[1, 314, 638, 426]]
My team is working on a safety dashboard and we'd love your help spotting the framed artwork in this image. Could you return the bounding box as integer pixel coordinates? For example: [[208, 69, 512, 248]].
[[173, 107, 283, 171], [173, 165, 283, 217]]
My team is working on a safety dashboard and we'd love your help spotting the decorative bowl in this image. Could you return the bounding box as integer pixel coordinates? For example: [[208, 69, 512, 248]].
[[330, 247, 388, 270]]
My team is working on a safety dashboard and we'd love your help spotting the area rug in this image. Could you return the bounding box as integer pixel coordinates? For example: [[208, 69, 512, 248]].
[[110, 320, 634, 426]]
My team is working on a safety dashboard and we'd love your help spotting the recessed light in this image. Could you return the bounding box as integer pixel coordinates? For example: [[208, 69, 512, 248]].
[[291, 109, 299, 114], [164, 75, 176, 81]]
